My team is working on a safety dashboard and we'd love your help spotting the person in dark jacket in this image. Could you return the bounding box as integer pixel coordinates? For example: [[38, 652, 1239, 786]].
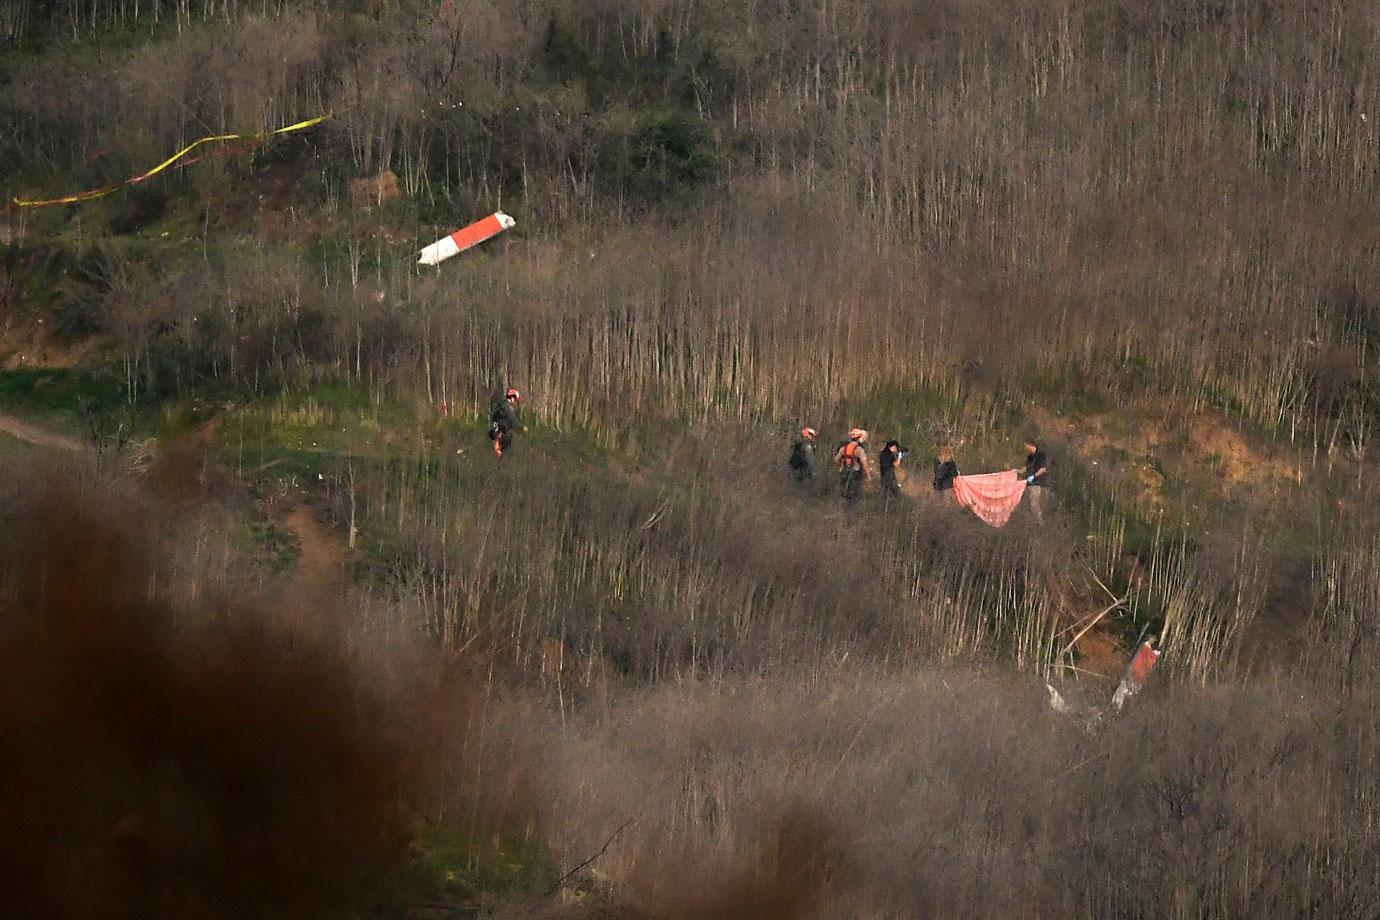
[[490, 388, 526, 458], [788, 426, 818, 484], [1022, 439, 1049, 524], [879, 440, 908, 500], [933, 445, 959, 492]]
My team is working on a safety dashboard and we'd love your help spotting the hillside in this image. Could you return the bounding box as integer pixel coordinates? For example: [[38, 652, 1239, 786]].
[[2, 2, 1379, 917]]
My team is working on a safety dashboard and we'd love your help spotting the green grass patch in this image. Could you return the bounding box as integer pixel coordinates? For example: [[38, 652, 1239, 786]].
[[831, 380, 964, 447], [0, 428, 39, 459], [1023, 364, 1112, 421], [0, 365, 124, 428], [373, 820, 552, 916], [232, 516, 300, 578]]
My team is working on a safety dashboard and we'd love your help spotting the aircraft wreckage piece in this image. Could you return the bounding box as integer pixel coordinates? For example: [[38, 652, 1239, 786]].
[[418, 211, 515, 265]]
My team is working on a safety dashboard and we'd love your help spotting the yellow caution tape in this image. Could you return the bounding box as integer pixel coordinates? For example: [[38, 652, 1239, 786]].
[[13, 114, 330, 209]]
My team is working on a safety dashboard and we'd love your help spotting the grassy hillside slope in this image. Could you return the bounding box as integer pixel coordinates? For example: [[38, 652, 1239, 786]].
[[2, 1, 1380, 916]]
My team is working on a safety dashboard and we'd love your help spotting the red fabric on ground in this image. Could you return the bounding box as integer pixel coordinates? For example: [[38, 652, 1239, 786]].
[[951, 470, 1027, 528]]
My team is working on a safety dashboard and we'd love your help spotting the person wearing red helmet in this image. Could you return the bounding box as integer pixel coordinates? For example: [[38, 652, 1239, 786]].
[[834, 428, 871, 503], [489, 387, 526, 458], [788, 426, 819, 485]]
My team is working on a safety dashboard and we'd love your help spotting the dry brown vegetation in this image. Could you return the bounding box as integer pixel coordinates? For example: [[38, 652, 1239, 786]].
[[540, 669, 1380, 918], [3, 0, 1380, 915], [5, 460, 1380, 918], [4, 1, 1377, 443], [0, 460, 548, 918]]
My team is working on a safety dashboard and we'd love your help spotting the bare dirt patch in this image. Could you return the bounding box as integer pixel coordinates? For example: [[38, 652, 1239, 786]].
[[1030, 401, 1299, 512], [0, 412, 85, 452], [0, 318, 109, 370], [283, 503, 348, 598], [1188, 416, 1258, 488]]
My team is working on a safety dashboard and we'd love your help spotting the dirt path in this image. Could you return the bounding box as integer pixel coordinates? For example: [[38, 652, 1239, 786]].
[[282, 504, 348, 597], [0, 412, 86, 452]]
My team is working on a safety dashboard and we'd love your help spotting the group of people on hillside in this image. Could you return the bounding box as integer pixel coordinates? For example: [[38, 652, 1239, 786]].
[[789, 426, 1049, 522], [490, 389, 1050, 522], [803, 428, 910, 503], [487, 389, 1160, 703]]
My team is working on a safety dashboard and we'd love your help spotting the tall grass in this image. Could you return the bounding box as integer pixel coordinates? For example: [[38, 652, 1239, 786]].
[[10, 458, 1380, 917], [540, 668, 1380, 918], [4, 1, 1375, 460], [1311, 522, 1380, 696], [9, 5, 1380, 914], [1081, 494, 1271, 682], [322, 441, 1148, 683]]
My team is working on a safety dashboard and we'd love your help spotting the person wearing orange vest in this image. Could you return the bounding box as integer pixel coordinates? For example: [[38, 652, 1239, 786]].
[[788, 426, 819, 485], [834, 428, 871, 503]]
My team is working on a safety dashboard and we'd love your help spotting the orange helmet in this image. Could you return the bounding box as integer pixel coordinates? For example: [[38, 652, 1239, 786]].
[[801, 426, 817, 441], [505, 388, 520, 402], [849, 428, 868, 443]]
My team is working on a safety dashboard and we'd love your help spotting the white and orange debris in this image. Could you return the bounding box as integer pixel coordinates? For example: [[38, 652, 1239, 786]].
[[418, 211, 515, 265], [1111, 637, 1160, 711]]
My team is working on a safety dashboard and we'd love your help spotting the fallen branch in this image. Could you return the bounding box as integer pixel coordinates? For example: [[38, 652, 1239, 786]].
[[1081, 561, 1121, 605], [1059, 598, 1126, 660], [245, 457, 290, 475], [545, 818, 633, 896]]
